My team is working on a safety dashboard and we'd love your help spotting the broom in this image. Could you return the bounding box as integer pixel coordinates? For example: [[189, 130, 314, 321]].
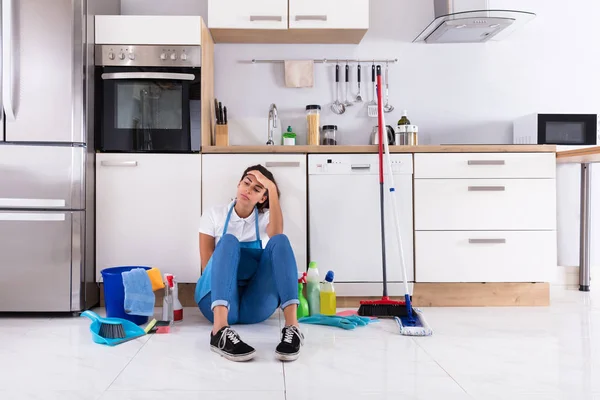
[[358, 67, 432, 336]]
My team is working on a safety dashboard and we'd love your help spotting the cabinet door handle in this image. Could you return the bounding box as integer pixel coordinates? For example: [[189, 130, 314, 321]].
[[351, 164, 371, 170], [468, 186, 505, 192], [469, 238, 506, 244], [250, 15, 283, 22], [467, 160, 505, 165], [100, 161, 138, 167], [295, 15, 328, 21], [265, 161, 300, 168]]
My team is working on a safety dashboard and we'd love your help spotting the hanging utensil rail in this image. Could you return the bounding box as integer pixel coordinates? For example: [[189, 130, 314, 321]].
[[247, 58, 399, 64]]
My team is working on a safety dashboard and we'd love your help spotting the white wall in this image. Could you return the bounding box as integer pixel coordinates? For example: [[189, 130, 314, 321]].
[[121, 0, 600, 269]]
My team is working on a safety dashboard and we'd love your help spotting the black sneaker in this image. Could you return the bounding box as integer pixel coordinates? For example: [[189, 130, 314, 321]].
[[275, 325, 304, 361], [210, 326, 256, 362]]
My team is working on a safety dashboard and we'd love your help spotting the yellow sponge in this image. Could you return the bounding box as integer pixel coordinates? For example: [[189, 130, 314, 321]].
[[147, 267, 165, 291]]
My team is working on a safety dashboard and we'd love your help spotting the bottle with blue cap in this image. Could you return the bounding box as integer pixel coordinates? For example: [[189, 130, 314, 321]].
[[320, 270, 336, 316]]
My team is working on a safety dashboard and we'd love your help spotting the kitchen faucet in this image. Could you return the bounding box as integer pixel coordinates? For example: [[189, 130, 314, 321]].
[[267, 103, 278, 145]]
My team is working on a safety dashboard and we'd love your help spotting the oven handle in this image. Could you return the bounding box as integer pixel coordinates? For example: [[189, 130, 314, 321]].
[[101, 72, 196, 81]]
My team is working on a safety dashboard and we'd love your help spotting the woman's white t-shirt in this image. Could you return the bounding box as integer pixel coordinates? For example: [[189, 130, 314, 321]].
[[199, 201, 270, 248]]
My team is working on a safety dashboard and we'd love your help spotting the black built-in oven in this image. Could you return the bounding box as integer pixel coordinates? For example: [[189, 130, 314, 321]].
[[95, 45, 201, 153]]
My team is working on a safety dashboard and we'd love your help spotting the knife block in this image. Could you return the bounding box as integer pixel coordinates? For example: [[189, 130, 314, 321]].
[[215, 124, 229, 146]]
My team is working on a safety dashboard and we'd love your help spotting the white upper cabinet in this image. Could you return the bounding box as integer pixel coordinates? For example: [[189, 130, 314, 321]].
[[289, 0, 369, 29], [207, 0, 370, 43], [208, 0, 288, 30]]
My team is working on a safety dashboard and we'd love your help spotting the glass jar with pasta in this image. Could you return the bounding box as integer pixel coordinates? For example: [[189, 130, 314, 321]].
[[306, 105, 321, 146]]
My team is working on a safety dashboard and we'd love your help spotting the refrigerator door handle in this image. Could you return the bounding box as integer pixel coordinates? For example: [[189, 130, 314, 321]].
[[2, 0, 16, 121], [0, 212, 66, 221]]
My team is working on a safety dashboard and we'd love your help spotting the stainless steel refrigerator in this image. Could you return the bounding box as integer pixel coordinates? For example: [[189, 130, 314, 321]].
[[0, 0, 120, 312]]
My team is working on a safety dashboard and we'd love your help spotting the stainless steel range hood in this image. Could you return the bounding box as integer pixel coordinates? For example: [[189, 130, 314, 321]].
[[414, 0, 536, 43]]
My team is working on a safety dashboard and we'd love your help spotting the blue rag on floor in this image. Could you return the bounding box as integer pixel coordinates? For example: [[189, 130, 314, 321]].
[[299, 314, 376, 330], [122, 268, 155, 317]]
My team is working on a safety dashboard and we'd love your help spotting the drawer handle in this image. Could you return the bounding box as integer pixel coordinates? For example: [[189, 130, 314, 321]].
[[469, 238, 506, 244], [250, 15, 283, 22], [100, 161, 138, 167], [468, 186, 505, 192], [351, 164, 371, 170], [467, 160, 505, 166], [265, 161, 300, 168], [295, 15, 328, 21]]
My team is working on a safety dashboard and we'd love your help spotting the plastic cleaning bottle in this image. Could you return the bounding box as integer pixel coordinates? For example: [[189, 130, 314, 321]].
[[171, 275, 183, 322], [306, 261, 321, 316], [162, 274, 174, 322], [320, 270, 337, 316], [297, 272, 309, 319]]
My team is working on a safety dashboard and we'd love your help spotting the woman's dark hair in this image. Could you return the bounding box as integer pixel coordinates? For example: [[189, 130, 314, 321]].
[[240, 164, 280, 213]]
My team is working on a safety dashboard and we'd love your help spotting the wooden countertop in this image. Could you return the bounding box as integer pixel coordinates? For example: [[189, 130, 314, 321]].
[[557, 146, 600, 164], [202, 145, 556, 154]]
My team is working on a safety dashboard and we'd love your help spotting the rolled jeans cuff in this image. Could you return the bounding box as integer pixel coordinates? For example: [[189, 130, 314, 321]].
[[280, 299, 300, 310], [211, 300, 229, 310]]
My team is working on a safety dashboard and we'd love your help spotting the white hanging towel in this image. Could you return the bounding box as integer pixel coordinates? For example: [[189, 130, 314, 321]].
[[284, 60, 314, 88]]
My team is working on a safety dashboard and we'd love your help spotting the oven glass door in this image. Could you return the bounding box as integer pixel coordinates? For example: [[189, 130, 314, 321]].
[[538, 114, 598, 146], [97, 67, 200, 153]]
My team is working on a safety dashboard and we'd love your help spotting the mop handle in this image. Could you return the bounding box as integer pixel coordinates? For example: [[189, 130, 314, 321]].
[[376, 67, 411, 299], [376, 67, 388, 298]]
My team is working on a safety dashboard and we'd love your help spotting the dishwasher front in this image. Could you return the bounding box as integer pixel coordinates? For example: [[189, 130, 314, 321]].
[[308, 154, 414, 297]]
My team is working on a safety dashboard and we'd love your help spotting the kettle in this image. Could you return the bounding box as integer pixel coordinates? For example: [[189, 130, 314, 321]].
[[371, 125, 395, 145]]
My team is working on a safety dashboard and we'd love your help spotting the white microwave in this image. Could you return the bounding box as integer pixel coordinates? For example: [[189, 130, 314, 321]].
[[513, 113, 600, 149]]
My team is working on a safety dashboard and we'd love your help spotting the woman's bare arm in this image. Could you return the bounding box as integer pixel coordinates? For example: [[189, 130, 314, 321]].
[[200, 233, 215, 272], [266, 189, 283, 237]]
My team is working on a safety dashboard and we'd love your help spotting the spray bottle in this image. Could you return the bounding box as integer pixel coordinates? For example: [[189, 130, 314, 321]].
[[297, 272, 309, 319], [171, 275, 183, 322], [306, 261, 321, 316], [162, 273, 174, 322]]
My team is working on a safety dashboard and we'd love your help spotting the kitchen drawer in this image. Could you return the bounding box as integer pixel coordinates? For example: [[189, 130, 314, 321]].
[[414, 179, 556, 231], [414, 153, 556, 179], [415, 230, 557, 283]]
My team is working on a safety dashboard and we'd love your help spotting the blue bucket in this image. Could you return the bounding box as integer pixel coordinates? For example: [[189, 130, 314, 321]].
[[101, 266, 152, 325]]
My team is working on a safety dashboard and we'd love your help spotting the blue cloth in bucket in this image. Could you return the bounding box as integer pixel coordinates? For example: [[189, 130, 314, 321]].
[[101, 266, 151, 325], [122, 267, 155, 317]]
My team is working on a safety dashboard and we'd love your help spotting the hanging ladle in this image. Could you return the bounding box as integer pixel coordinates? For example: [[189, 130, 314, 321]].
[[331, 63, 346, 115]]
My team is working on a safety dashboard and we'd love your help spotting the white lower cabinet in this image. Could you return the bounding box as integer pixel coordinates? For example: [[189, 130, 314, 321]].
[[201, 154, 307, 270], [415, 231, 557, 283], [96, 154, 202, 283], [414, 152, 557, 283]]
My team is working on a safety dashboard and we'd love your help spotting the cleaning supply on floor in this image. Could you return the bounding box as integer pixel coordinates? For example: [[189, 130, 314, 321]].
[[171, 275, 183, 322], [306, 261, 321, 316], [395, 310, 433, 336], [359, 66, 431, 336], [121, 267, 155, 317], [162, 273, 174, 322], [81, 310, 147, 346], [320, 270, 336, 315], [146, 267, 165, 291], [144, 319, 158, 334], [297, 272, 310, 319], [299, 314, 375, 330]]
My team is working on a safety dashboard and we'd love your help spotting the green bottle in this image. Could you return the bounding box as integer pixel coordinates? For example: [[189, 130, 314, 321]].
[[397, 109, 410, 127], [282, 126, 296, 145], [297, 273, 309, 319]]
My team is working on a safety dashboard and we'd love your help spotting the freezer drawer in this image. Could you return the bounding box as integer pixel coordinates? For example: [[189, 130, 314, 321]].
[[0, 211, 82, 312], [0, 145, 84, 210]]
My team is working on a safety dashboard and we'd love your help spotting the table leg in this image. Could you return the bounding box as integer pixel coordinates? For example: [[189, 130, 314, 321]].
[[580, 163, 592, 292]]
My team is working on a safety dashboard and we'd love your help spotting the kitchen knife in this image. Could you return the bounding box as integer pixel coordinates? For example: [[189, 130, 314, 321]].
[[218, 102, 224, 126], [223, 107, 228, 125], [214, 98, 220, 124]]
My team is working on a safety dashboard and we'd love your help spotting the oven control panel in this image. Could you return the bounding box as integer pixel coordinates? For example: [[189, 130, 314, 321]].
[[95, 45, 201, 67]]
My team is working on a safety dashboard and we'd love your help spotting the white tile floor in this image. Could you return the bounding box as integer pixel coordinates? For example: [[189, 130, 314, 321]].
[[2, 286, 600, 400]]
